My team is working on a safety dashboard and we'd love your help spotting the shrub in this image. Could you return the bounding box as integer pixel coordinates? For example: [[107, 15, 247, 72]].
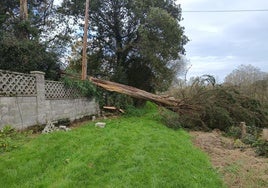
[[159, 108, 182, 130], [0, 125, 30, 153], [242, 134, 258, 145], [165, 76, 268, 131], [253, 140, 268, 157], [0, 126, 18, 152], [62, 76, 97, 98], [227, 126, 242, 139]]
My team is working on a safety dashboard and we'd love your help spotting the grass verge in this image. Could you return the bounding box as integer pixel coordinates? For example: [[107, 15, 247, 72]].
[[0, 103, 224, 187]]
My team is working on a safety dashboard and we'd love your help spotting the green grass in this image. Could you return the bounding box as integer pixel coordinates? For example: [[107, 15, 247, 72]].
[[0, 103, 224, 187]]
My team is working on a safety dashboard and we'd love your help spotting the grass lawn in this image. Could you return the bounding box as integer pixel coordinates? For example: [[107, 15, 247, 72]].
[[0, 103, 225, 187]]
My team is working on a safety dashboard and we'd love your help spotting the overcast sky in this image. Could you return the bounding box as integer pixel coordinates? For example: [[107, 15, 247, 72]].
[[54, 0, 268, 82], [177, 0, 268, 82]]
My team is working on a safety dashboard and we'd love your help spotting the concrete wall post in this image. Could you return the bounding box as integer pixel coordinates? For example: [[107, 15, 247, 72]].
[[30, 71, 46, 124]]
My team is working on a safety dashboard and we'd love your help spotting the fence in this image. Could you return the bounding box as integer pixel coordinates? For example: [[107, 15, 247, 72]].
[[0, 70, 37, 96], [45, 80, 82, 99], [0, 70, 98, 129]]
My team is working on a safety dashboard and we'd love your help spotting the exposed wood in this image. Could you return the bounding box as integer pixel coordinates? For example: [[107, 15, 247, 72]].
[[82, 0, 90, 80], [61, 71, 186, 109], [103, 106, 125, 113], [119, 109, 125, 113], [103, 106, 117, 110], [89, 77, 182, 107]]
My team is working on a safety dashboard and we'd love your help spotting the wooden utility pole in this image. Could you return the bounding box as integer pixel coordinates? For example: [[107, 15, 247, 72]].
[[82, 0, 90, 80], [20, 0, 28, 20]]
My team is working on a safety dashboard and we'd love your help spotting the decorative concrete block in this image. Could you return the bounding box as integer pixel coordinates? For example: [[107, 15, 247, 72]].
[[95, 122, 106, 128]]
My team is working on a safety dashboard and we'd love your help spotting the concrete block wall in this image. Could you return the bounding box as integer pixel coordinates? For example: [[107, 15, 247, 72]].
[[0, 71, 98, 129]]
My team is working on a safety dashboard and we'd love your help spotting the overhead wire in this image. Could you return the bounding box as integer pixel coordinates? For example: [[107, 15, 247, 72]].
[[182, 9, 268, 13]]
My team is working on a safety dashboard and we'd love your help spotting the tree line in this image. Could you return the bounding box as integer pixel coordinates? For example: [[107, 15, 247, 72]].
[[1, 1, 266, 107], [0, 0, 188, 92]]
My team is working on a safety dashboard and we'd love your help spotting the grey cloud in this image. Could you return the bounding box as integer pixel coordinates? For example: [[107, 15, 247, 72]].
[[178, 0, 268, 81]]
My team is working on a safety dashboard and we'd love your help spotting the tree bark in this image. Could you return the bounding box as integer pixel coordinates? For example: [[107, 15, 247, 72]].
[[82, 0, 90, 80], [20, 0, 28, 20], [89, 77, 182, 107]]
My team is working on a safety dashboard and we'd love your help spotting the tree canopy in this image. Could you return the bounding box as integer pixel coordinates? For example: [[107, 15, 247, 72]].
[[0, 0, 188, 86], [62, 0, 188, 92], [0, 0, 63, 80], [224, 64, 267, 86], [224, 64, 268, 104]]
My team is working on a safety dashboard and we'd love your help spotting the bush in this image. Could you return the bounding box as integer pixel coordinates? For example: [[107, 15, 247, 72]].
[[203, 106, 233, 131], [242, 134, 258, 145], [0, 125, 30, 153], [253, 140, 268, 157], [166, 77, 268, 131], [62, 76, 97, 98], [227, 126, 242, 139], [0, 126, 18, 152], [159, 108, 182, 130]]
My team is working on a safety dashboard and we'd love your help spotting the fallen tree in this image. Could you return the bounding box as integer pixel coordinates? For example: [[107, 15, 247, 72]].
[[61, 71, 192, 111], [89, 77, 181, 107]]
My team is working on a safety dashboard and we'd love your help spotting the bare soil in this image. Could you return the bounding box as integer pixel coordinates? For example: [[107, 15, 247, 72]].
[[190, 130, 268, 188]]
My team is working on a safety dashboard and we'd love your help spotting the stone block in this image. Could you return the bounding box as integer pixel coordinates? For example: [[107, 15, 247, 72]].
[[95, 122, 106, 128]]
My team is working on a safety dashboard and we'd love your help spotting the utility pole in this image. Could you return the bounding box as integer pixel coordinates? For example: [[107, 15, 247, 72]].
[[81, 0, 89, 80]]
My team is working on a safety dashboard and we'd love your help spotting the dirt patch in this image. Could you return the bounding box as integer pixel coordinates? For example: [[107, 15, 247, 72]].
[[190, 130, 268, 188]]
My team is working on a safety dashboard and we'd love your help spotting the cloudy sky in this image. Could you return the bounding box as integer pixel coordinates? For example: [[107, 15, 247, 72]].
[[177, 0, 268, 82], [54, 0, 268, 82]]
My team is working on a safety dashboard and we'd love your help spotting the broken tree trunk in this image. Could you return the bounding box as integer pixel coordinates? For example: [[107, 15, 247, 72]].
[[61, 71, 188, 109], [89, 77, 182, 107]]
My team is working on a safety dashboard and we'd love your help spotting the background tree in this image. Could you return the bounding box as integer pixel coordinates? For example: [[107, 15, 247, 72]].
[[60, 0, 188, 92], [0, 0, 65, 80], [224, 64, 268, 104], [224, 64, 267, 86]]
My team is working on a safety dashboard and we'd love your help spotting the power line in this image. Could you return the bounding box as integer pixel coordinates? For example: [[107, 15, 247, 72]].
[[182, 9, 268, 13]]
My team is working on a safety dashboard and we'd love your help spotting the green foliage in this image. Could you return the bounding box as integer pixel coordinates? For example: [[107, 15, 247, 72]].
[[226, 125, 267, 157], [203, 105, 234, 130], [159, 108, 182, 130], [241, 133, 258, 145], [62, 76, 97, 98], [0, 126, 16, 152], [0, 106, 224, 187], [227, 126, 242, 139], [0, 126, 30, 153], [0, 34, 60, 80], [166, 75, 268, 131], [0, 0, 62, 80], [63, 0, 188, 92], [124, 101, 158, 117], [62, 75, 135, 109], [103, 92, 134, 109], [253, 140, 268, 157]]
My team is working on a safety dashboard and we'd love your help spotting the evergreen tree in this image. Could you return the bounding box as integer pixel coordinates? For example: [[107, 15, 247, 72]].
[[60, 0, 188, 92], [0, 0, 61, 80]]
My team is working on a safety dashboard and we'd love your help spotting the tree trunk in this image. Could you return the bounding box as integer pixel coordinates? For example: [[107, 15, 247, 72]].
[[62, 71, 190, 110], [82, 0, 90, 80], [20, 0, 28, 20], [89, 77, 182, 107]]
